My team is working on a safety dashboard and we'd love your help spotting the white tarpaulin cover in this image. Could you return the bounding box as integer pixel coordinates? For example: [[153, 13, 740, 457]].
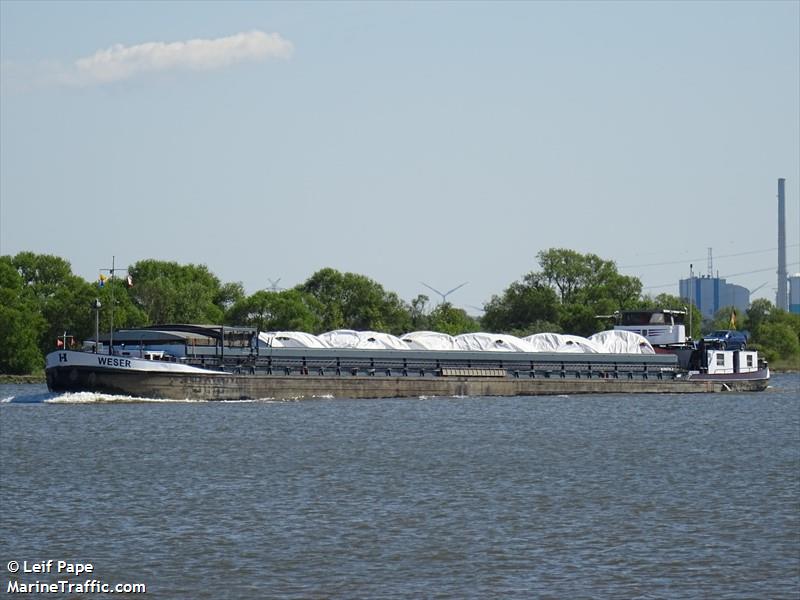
[[454, 333, 536, 352], [400, 331, 460, 351], [318, 330, 361, 348], [589, 330, 655, 354], [258, 331, 330, 348], [523, 333, 602, 353], [257, 329, 652, 354], [319, 330, 411, 350]]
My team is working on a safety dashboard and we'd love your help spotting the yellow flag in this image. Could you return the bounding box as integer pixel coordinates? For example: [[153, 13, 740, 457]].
[[729, 308, 736, 329]]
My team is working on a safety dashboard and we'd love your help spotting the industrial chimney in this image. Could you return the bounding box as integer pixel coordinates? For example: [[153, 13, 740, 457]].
[[777, 178, 788, 310]]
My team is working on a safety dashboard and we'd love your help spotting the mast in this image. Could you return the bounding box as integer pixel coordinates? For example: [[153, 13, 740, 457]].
[[93, 299, 101, 353], [110, 256, 115, 354], [100, 256, 128, 355], [688, 264, 694, 340]]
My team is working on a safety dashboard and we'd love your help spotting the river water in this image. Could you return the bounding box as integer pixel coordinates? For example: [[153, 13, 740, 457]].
[[1, 374, 798, 599]]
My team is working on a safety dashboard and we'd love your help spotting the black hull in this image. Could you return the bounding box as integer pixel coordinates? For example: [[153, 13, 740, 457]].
[[45, 364, 755, 401]]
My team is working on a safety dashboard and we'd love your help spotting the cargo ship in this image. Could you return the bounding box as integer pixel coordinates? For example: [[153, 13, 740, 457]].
[[45, 322, 769, 400]]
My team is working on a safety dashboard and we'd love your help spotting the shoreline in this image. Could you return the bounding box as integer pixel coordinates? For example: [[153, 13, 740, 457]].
[[0, 375, 46, 384]]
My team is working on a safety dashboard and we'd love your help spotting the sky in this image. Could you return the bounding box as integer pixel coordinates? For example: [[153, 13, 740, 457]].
[[2, 0, 799, 314]]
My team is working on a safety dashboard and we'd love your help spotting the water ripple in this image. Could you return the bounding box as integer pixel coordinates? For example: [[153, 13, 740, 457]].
[[1, 375, 798, 599]]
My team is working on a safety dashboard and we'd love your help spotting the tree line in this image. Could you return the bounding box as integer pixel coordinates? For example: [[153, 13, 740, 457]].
[[2, 249, 798, 374]]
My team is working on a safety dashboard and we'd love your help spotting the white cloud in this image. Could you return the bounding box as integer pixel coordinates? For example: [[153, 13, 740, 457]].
[[63, 30, 293, 86]]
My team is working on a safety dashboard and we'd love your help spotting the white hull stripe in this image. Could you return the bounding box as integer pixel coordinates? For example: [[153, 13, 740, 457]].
[[46, 350, 221, 374]]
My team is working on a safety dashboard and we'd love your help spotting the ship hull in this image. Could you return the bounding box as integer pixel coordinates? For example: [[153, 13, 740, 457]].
[[686, 368, 770, 392], [47, 365, 729, 400], [44, 350, 768, 401]]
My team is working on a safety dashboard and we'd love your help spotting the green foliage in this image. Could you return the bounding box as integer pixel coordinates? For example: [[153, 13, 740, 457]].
[[7, 252, 112, 359], [0, 253, 240, 373], [4, 249, 798, 375], [225, 290, 323, 332], [755, 322, 800, 364], [94, 279, 149, 332], [558, 302, 607, 338], [537, 248, 641, 310], [409, 294, 431, 330], [742, 300, 800, 366], [538, 249, 642, 336], [405, 296, 479, 335], [297, 268, 411, 334], [0, 305, 45, 374], [426, 302, 480, 336], [537, 249, 590, 305], [11, 251, 73, 295], [0, 257, 46, 374], [128, 260, 234, 324], [745, 298, 773, 336], [482, 274, 560, 335], [216, 282, 246, 312], [485, 249, 642, 337], [707, 306, 740, 333]]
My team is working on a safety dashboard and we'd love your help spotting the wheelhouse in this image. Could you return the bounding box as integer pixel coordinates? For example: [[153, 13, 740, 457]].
[[612, 309, 687, 346]]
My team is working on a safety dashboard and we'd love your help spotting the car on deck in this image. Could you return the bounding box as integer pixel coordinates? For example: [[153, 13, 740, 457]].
[[701, 330, 748, 350]]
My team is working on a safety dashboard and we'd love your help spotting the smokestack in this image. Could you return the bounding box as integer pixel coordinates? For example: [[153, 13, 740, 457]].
[[777, 178, 788, 310]]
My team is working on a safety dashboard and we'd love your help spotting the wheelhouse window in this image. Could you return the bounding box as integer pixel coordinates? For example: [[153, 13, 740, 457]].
[[620, 311, 682, 326], [621, 312, 655, 326]]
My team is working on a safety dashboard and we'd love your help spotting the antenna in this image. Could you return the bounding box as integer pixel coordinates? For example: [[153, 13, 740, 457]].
[[420, 281, 468, 304], [267, 278, 284, 292], [707, 247, 713, 278], [98, 256, 130, 355]]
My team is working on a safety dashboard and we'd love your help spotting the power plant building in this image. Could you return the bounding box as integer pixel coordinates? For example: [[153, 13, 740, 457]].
[[678, 178, 793, 319], [679, 276, 750, 320]]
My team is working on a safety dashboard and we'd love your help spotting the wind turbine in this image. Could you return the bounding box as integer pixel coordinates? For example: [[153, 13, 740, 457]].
[[420, 281, 468, 304]]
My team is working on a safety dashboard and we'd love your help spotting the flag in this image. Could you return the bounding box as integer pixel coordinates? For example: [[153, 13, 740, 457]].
[[56, 338, 64, 348], [729, 308, 737, 329], [98, 273, 108, 287], [127, 274, 133, 288]]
